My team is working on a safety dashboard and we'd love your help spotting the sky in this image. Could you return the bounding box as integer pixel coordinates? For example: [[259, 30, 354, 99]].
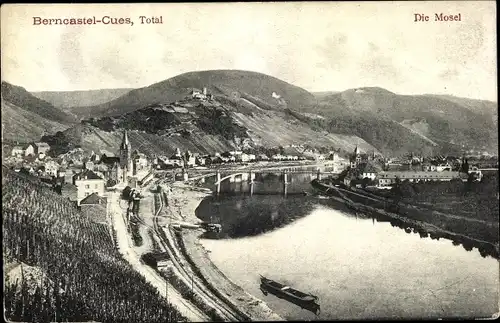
[[1, 2, 497, 101]]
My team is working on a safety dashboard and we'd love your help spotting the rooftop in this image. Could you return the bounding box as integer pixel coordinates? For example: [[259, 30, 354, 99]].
[[80, 193, 107, 205], [378, 171, 464, 179], [73, 169, 103, 181]]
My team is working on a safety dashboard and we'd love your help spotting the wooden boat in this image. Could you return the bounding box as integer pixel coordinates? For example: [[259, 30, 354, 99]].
[[259, 275, 320, 315]]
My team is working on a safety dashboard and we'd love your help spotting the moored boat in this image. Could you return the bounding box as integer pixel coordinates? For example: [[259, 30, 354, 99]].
[[259, 275, 320, 315]]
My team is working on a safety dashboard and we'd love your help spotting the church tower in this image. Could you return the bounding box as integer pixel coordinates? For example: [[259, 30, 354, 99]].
[[120, 130, 133, 178], [350, 145, 361, 168]]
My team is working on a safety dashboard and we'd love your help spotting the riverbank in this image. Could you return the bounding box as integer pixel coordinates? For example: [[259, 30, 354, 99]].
[[165, 182, 284, 321], [312, 180, 500, 259]]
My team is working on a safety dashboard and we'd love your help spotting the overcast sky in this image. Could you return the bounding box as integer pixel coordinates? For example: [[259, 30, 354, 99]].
[[1, 2, 497, 101]]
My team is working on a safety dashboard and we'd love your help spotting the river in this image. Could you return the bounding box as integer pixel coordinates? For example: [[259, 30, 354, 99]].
[[195, 172, 499, 320]]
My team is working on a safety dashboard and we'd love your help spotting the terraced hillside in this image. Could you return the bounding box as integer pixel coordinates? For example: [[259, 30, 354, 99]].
[[2, 167, 186, 322]]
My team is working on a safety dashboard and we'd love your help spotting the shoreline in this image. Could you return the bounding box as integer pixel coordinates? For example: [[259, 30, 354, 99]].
[[311, 180, 500, 259], [165, 182, 284, 321]]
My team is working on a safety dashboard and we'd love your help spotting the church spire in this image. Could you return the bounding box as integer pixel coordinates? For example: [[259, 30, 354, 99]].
[[121, 130, 130, 149], [354, 145, 360, 156]]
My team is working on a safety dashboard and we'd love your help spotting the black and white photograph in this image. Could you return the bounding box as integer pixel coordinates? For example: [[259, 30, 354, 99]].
[[1, 2, 498, 322]]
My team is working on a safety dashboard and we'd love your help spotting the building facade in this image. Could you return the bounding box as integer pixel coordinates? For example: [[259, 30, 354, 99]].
[[377, 171, 466, 187], [73, 170, 106, 205]]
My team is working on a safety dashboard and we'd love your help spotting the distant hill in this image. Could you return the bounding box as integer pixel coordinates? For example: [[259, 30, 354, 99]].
[[81, 70, 317, 119], [1, 99, 68, 142], [1, 81, 76, 142], [299, 87, 498, 155], [426, 94, 497, 121], [43, 95, 376, 157], [1, 81, 76, 124], [5, 72, 497, 157], [312, 91, 341, 99], [32, 88, 133, 118]]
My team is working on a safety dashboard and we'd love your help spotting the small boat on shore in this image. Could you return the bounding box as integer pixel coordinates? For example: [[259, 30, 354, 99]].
[[259, 275, 320, 315]]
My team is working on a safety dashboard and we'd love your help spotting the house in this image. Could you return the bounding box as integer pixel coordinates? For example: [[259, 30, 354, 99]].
[[205, 156, 223, 165], [359, 162, 383, 181], [142, 252, 171, 268], [79, 193, 108, 223], [36, 165, 46, 176], [90, 151, 100, 163], [316, 154, 326, 161], [84, 161, 95, 171], [24, 144, 36, 157], [100, 155, 121, 166], [134, 152, 149, 167], [73, 169, 105, 206], [377, 171, 466, 187], [436, 162, 452, 172], [169, 155, 184, 167], [11, 146, 25, 156], [195, 155, 206, 166], [422, 162, 438, 172], [328, 152, 339, 161], [342, 168, 361, 186], [191, 87, 208, 100], [34, 142, 50, 155], [468, 166, 483, 181], [236, 153, 252, 163], [20, 166, 36, 175], [44, 160, 59, 177], [257, 154, 269, 161]]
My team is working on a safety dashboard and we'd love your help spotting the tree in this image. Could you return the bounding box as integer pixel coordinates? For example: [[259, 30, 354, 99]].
[[362, 177, 371, 188], [121, 186, 132, 200], [391, 176, 403, 203], [460, 158, 469, 174]]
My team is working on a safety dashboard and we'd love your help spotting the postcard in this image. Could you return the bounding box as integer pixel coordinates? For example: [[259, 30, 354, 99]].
[[1, 2, 498, 322]]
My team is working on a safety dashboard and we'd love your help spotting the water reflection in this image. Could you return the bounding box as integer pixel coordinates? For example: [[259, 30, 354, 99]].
[[195, 171, 499, 320], [195, 172, 499, 259], [312, 193, 499, 260], [201, 206, 499, 320], [195, 194, 317, 239]]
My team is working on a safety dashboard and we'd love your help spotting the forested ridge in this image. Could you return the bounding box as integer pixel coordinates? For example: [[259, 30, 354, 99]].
[[2, 167, 186, 322]]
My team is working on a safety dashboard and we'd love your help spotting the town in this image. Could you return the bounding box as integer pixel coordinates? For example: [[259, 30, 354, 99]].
[[3, 127, 497, 218]]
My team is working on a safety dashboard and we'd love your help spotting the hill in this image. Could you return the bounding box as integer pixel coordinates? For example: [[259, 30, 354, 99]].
[[426, 94, 498, 127], [312, 91, 341, 99], [1, 81, 76, 123], [1, 81, 76, 142], [81, 70, 317, 119], [43, 95, 377, 157], [2, 167, 185, 322], [299, 87, 498, 155], [32, 88, 133, 118], [1, 99, 69, 142]]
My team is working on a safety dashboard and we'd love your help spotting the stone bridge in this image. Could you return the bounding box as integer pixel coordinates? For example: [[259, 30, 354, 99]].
[[183, 168, 327, 196]]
